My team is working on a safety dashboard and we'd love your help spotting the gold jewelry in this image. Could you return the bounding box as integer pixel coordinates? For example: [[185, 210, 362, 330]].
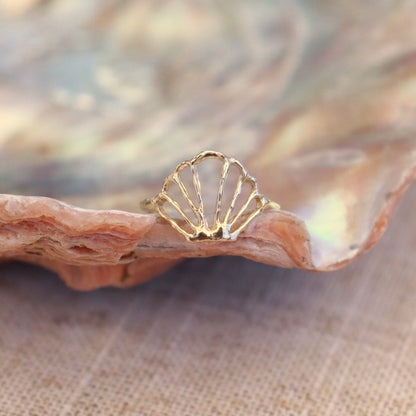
[[141, 150, 280, 241]]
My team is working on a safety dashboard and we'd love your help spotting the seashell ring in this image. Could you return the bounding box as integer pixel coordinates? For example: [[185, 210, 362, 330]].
[[141, 151, 280, 242]]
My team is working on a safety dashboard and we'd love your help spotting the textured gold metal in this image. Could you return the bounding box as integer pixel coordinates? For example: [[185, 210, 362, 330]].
[[141, 151, 280, 241]]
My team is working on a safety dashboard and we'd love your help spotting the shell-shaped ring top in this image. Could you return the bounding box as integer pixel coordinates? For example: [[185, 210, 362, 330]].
[[143, 151, 279, 241]]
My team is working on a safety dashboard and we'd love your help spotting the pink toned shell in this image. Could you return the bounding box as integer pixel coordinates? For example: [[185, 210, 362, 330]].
[[1, 1, 416, 289]]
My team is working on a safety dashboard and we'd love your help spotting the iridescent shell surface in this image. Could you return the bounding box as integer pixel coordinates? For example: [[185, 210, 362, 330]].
[[0, 0, 415, 289]]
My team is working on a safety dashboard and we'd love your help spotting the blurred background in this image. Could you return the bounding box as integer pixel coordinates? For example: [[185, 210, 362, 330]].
[[1, 0, 416, 211]]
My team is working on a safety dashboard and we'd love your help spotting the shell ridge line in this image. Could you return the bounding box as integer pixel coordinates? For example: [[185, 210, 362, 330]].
[[228, 184, 260, 228], [190, 163, 206, 228], [229, 197, 268, 239], [158, 207, 193, 239], [223, 169, 247, 224], [159, 193, 195, 229], [172, 170, 202, 226], [215, 159, 231, 227]]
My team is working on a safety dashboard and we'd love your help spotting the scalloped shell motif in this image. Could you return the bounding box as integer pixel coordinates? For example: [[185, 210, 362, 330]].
[[150, 151, 274, 241]]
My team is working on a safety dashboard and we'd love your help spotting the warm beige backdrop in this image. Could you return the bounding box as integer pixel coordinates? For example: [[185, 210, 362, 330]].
[[0, 184, 415, 416]]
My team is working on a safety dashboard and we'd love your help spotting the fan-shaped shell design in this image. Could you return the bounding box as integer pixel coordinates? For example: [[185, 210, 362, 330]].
[[144, 151, 277, 241]]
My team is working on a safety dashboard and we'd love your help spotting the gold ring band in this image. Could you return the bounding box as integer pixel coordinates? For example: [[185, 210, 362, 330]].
[[141, 150, 280, 242]]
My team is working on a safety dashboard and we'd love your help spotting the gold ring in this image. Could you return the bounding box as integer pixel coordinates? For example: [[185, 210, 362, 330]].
[[141, 150, 280, 241]]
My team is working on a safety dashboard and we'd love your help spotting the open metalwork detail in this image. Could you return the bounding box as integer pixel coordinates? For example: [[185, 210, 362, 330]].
[[142, 151, 280, 241]]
